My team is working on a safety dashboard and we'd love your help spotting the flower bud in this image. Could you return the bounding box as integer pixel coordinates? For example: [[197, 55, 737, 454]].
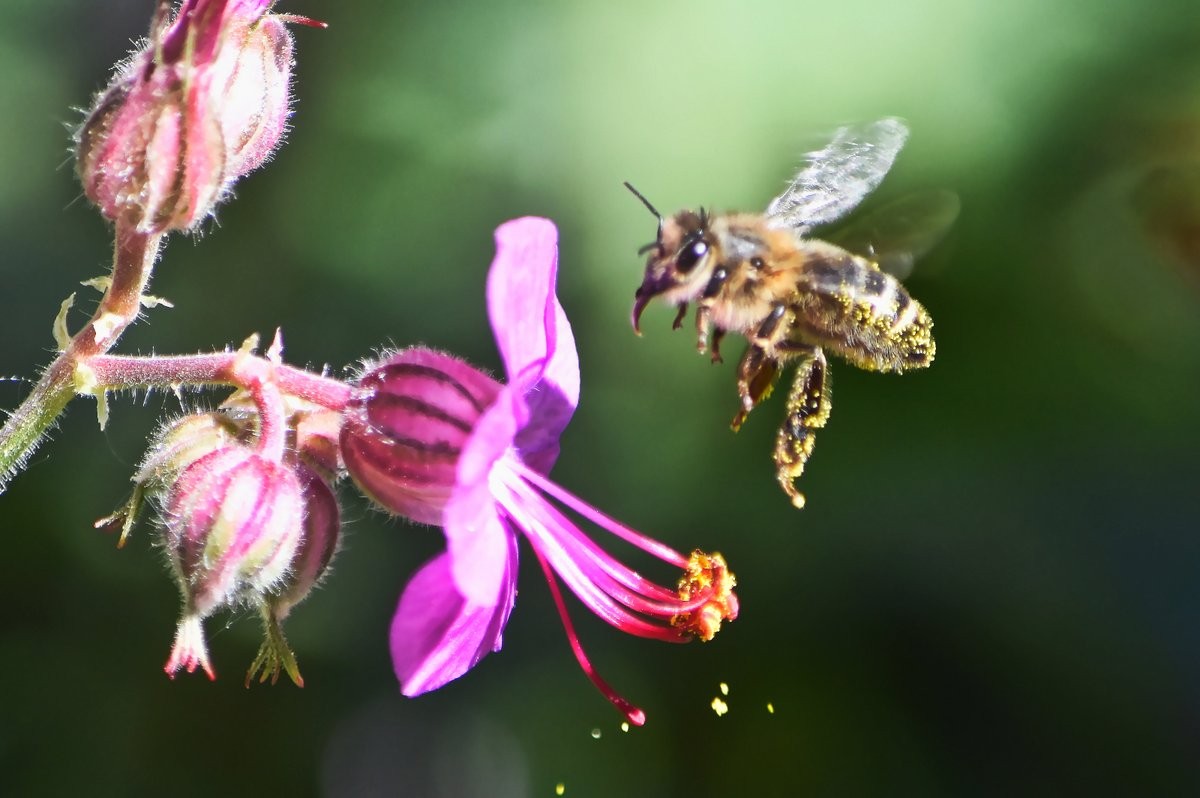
[[75, 1, 299, 233], [162, 442, 305, 678], [97, 411, 246, 549], [135, 411, 245, 494], [340, 348, 502, 525], [274, 465, 341, 616], [215, 13, 294, 179], [293, 408, 344, 478], [246, 463, 341, 687]]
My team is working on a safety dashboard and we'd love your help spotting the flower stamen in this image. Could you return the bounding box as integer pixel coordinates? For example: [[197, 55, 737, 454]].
[[672, 551, 739, 641], [495, 476, 689, 641], [513, 460, 690, 568]]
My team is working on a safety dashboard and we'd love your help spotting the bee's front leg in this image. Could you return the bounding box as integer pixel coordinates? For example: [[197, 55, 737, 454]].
[[671, 303, 688, 330], [694, 303, 712, 355], [774, 347, 830, 509], [694, 266, 731, 356]]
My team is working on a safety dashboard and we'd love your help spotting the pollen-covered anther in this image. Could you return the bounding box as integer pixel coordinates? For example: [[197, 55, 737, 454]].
[[671, 550, 739, 641]]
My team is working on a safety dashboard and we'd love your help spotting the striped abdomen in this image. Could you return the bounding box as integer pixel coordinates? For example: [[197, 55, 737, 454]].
[[790, 243, 934, 372]]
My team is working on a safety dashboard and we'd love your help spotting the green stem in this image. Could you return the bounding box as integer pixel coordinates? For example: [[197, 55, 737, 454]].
[[0, 215, 162, 493]]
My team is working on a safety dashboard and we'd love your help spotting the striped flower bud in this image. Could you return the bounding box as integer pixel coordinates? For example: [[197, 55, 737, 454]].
[[247, 463, 341, 687], [96, 411, 246, 549], [339, 348, 503, 525], [162, 442, 305, 679], [136, 411, 245, 495]]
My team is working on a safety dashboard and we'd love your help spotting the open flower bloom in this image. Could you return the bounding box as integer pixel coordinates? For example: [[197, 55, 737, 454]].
[[341, 218, 738, 724]]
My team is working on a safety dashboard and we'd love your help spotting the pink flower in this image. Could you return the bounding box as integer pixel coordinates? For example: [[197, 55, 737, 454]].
[[340, 218, 738, 724]]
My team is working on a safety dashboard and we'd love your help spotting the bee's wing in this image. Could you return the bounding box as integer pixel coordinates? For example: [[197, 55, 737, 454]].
[[766, 117, 910, 233], [828, 189, 960, 280]]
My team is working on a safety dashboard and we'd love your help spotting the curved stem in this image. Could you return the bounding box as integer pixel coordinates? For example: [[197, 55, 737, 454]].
[[0, 215, 162, 493], [248, 373, 288, 462]]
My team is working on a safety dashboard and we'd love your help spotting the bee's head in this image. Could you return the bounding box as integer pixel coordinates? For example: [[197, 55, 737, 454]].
[[626, 183, 715, 334]]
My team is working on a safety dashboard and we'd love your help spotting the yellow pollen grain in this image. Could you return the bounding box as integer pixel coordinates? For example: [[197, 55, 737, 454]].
[[767, 702, 775, 714], [719, 682, 729, 696], [620, 722, 630, 733], [590, 728, 601, 740], [711, 697, 729, 717], [556, 783, 565, 796]]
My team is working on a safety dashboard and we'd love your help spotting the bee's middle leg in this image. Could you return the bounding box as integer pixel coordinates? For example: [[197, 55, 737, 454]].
[[774, 347, 830, 509], [732, 345, 778, 431], [730, 304, 796, 429]]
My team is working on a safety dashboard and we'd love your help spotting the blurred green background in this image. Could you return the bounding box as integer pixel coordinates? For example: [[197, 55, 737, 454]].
[[3, 0, 1200, 795]]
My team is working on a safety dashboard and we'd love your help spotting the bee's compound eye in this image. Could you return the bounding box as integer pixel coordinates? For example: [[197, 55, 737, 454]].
[[676, 237, 709, 274]]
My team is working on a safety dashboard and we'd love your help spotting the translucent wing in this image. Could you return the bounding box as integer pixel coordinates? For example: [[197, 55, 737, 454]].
[[766, 117, 910, 233], [828, 189, 960, 280]]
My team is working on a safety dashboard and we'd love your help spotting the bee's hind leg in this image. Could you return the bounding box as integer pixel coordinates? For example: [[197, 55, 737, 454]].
[[774, 347, 830, 509]]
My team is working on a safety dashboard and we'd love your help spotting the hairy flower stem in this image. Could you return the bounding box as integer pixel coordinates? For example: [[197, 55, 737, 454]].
[[0, 215, 162, 493], [84, 353, 352, 412]]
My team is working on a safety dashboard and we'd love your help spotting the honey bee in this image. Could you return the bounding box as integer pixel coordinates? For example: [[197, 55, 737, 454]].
[[629, 117, 957, 508]]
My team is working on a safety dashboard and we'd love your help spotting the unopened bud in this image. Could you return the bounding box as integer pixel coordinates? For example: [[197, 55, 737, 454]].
[[162, 442, 304, 679], [247, 463, 341, 687], [96, 411, 245, 548], [76, 1, 302, 233], [293, 408, 344, 478], [340, 348, 502, 525], [136, 411, 245, 493]]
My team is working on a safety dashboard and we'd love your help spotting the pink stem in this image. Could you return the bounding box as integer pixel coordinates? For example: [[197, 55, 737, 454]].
[[85, 352, 352, 411], [247, 374, 287, 461]]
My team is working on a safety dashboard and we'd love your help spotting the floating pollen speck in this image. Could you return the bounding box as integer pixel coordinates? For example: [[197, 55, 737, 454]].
[[711, 697, 729, 717], [556, 783, 565, 796], [590, 728, 602, 740], [621, 722, 630, 733], [719, 682, 729, 696], [767, 702, 775, 714]]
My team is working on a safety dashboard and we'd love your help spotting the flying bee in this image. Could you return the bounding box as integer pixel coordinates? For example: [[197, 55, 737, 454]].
[[628, 117, 958, 509]]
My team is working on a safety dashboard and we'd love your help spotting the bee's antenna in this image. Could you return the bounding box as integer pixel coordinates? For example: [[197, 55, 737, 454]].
[[623, 181, 662, 221], [625, 181, 666, 258]]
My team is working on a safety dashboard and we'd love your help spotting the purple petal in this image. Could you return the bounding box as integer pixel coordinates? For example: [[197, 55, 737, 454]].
[[516, 299, 578, 474], [391, 548, 517, 697], [444, 392, 522, 606], [486, 217, 580, 473]]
